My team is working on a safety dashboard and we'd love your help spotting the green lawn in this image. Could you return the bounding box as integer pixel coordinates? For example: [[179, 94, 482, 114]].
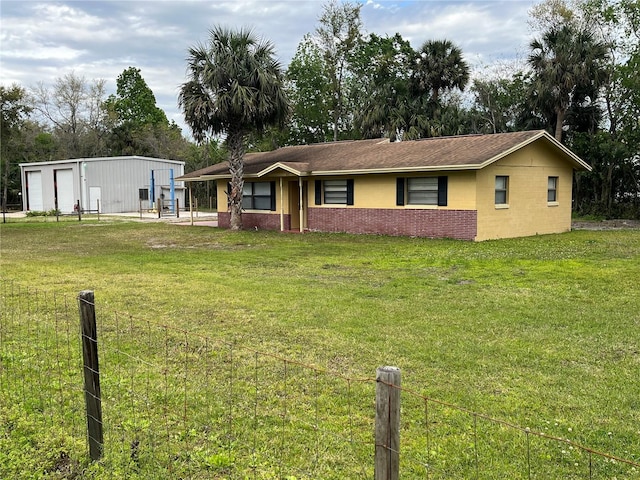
[[1, 219, 639, 478]]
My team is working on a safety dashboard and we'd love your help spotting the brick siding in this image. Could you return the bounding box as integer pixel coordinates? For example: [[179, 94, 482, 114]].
[[308, 208, 478, 240], [218, 212, 288, 231], [219, 208, 477, 240]]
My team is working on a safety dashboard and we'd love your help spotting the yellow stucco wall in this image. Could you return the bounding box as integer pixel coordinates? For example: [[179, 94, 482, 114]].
[[308, 171, 477, 209], [475, 142, 575, 241], [215, 178, 287, 213], [219, 172, 478, 212]]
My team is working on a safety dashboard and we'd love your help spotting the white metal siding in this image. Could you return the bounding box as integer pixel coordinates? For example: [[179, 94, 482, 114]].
[[84, 158, 185, 213], [89, 187, 102, 213]]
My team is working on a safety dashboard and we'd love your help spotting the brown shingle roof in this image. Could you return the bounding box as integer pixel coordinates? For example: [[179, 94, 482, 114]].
[[178, 130, 590, 180]]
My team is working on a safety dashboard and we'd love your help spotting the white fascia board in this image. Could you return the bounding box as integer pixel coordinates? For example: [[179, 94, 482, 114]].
[[257, 162, 309, 177], [311, 164, 483, 176]]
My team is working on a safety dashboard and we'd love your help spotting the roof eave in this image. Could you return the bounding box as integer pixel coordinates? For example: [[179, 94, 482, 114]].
[[179, 174, 225, 182], [312, 164, 484, 176], [182, 164, 484, 180]]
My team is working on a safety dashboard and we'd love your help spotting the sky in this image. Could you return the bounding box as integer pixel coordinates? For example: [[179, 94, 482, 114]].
[[0, 0, 539, 137]]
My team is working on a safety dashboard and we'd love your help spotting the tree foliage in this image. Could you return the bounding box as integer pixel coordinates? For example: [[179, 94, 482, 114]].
[[412, 39, 470, 106], [351, 33, 415, 141], [105, 67, 168, 129], [103, 67, 188, 157], [314, 0, 363, 141], [1, 85, 32, 208], [286, 34, 333, 143], [528, 24, 610, 141], [30, 72, 110, 158], [470, 70, 542, 134]]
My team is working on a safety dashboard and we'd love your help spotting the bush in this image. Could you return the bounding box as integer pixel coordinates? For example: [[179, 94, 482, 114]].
[[25, 209, 60, 217]]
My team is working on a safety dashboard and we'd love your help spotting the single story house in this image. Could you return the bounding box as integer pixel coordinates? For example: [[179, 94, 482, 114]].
[[178, 130, 591, 241], [19, 156, 186, 214]]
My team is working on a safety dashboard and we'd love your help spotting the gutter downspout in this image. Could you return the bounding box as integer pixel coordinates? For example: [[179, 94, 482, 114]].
[[170, 168, 175, 214], [150, 170, 155, 211], [78, 159, 86, 211]]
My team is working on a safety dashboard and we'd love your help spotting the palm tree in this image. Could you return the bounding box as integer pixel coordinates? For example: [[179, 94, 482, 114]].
[[410, 39, 470, 138], [412, 39, 470, 107], [528, 25, 609, 142], [179, 26, 289, 230]]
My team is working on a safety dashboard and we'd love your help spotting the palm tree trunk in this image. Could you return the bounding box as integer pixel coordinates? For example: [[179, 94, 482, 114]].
[[227, 128, 245, 230], [554, 108, 565, 142]]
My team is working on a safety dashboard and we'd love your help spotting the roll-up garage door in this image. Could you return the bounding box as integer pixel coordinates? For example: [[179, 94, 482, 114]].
[[55, 169, 75, 213], [27, 171, 43, 211]]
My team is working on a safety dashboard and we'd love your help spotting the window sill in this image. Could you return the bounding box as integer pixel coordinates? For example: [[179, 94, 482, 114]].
[[495, 204, 510, 209], [547, 202, 559, 207]]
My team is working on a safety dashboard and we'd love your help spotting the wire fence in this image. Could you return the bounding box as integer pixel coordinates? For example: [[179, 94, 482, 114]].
[[1, 282, 638, 479]]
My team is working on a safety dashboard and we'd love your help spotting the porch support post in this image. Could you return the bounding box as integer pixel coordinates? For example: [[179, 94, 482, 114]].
[[298, 177, 304, 233], [189, 184, 194, 226], [279, 177, 284, 232]]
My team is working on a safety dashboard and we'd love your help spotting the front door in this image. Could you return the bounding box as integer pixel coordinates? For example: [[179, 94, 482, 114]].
[[288, 181, 307, 231]]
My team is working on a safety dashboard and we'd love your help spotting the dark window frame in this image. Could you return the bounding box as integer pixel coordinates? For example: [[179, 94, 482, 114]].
[[241, 181, 276, 211], [315, 179, 354, 206], [397, 176, 448, 206]]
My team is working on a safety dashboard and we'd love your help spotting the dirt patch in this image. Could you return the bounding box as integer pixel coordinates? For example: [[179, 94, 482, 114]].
[[572, 219, 640, 231]]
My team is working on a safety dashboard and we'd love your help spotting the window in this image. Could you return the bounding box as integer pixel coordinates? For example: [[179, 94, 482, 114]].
[[139, 188, 149, 201], [548, 176, 558, 202], [324, 180, 348, 204], [315, 179, 354, 205], [397, 177, 448, 206], [495, 176, 509, 205], [408, 177, 438, 205], [241, 182, 275, 210]]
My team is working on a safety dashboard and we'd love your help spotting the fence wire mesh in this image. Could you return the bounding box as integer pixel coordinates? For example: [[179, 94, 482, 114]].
[[91, 306, 373, 479], [1, 283, 638, 479]]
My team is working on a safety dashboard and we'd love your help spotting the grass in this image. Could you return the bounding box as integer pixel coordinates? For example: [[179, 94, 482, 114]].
[[1, 218, 639, 478]]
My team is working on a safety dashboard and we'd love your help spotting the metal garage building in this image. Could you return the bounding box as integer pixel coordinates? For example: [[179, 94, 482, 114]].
[[19, 156, 185, 214]]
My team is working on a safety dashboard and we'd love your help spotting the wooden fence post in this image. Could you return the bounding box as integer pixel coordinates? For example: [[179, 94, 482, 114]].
[[157, 198, 162, 218], [375, 366, 401, 480], [76, 200, 82, 221], [78, 290, 104, 461], [176, 198, 180, 218]]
